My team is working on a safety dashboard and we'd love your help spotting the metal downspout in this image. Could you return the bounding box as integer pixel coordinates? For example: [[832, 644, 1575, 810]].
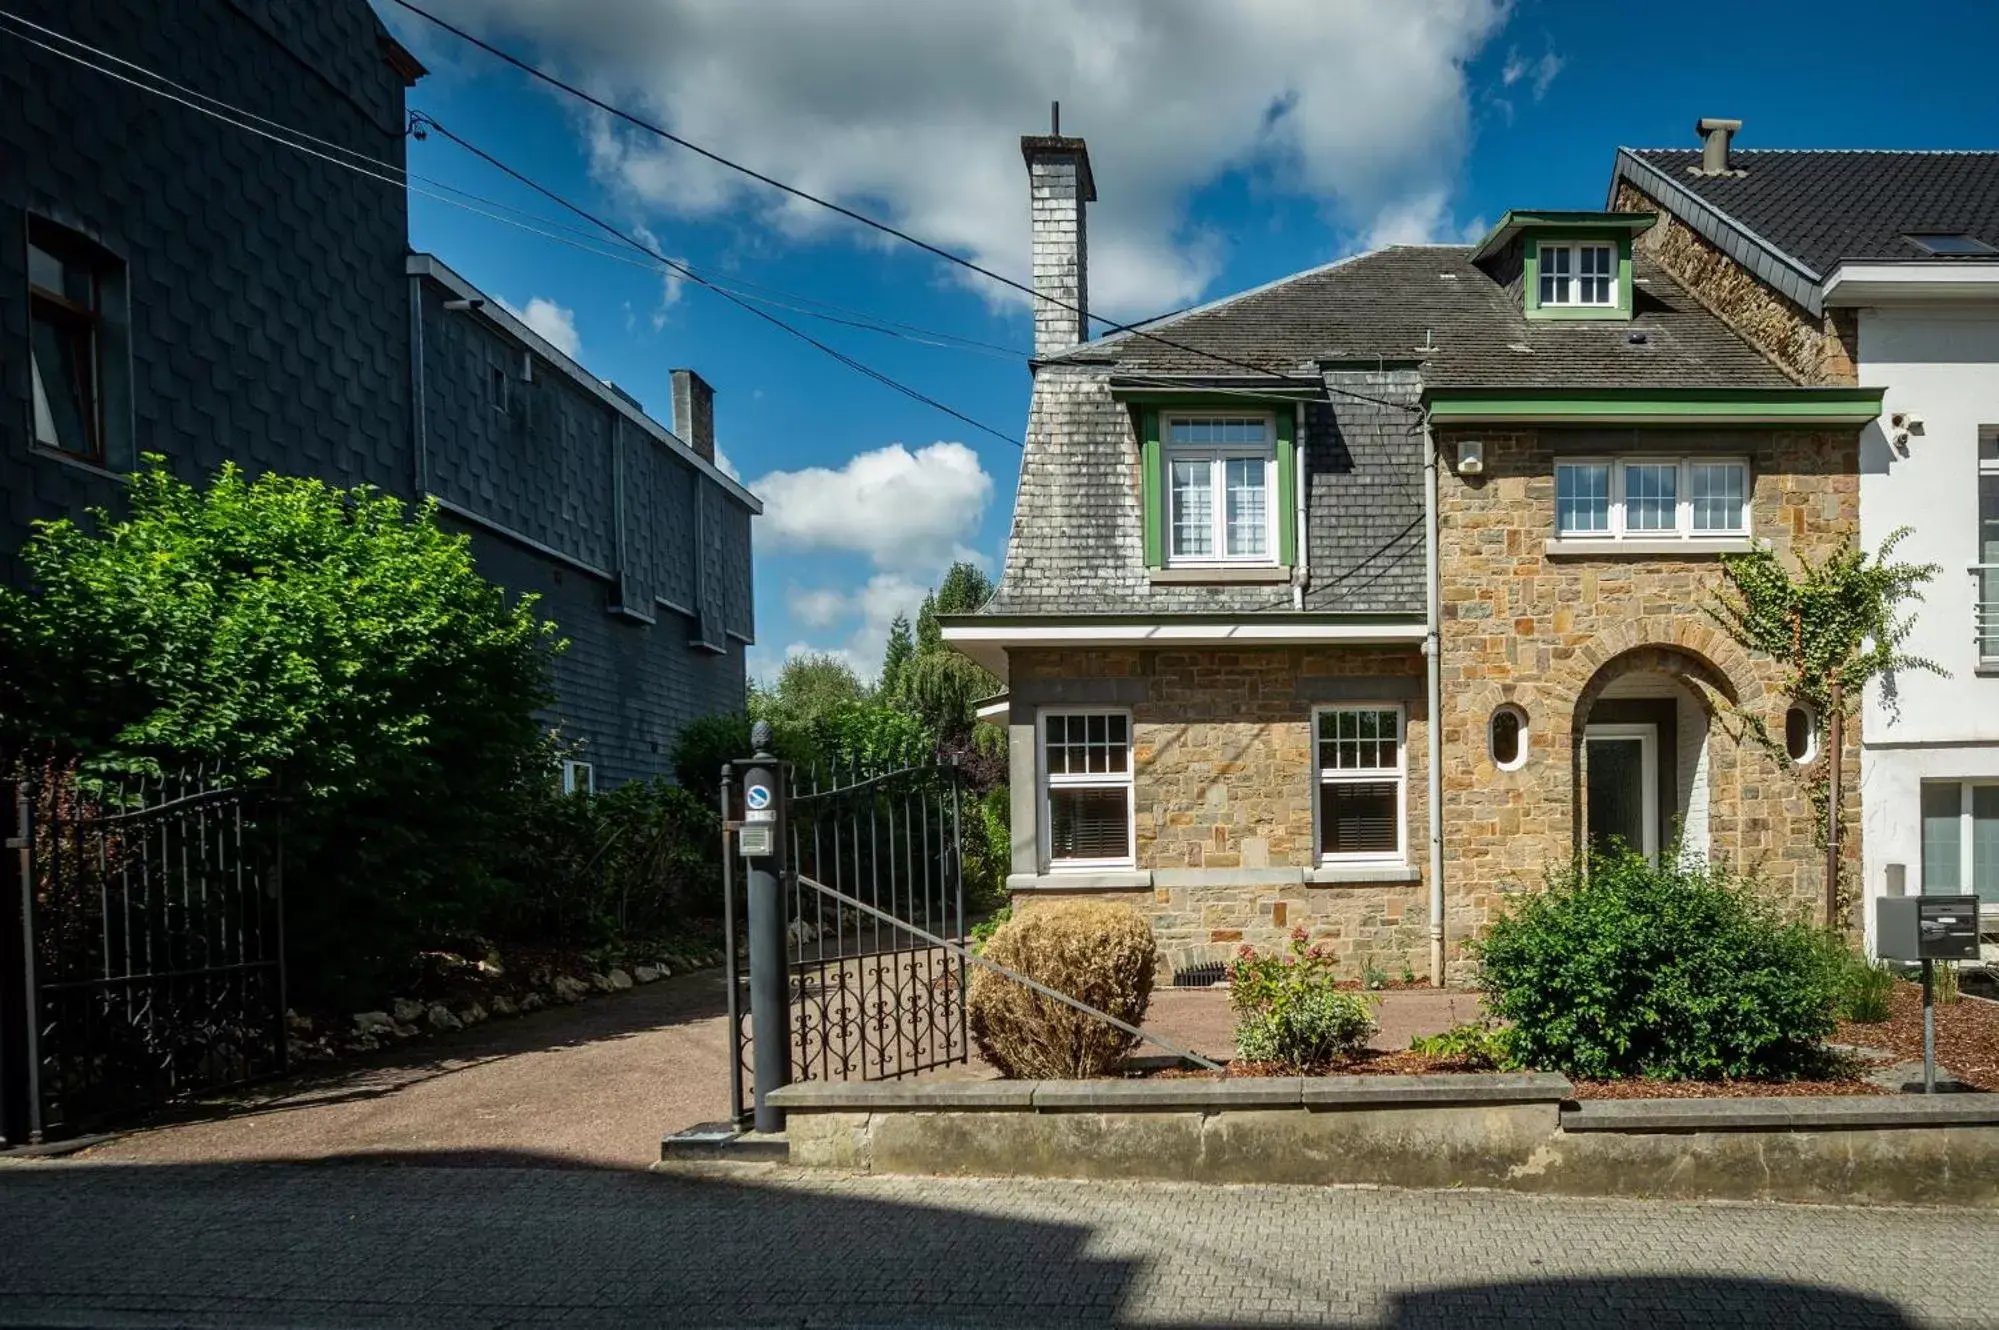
[[1423, 413, 1445, 986], [1293, 401, 1308, 610], [408, 274, 429, 495]]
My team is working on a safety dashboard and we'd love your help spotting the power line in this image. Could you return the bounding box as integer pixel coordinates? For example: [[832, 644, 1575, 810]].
[[0, 11, 1023, 446], [411, 115, 1020, 447], [382, 0, 1422, 415]]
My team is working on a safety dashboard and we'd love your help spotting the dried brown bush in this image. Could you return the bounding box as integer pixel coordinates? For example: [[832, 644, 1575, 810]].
[[967, 900, 1156, 1078]]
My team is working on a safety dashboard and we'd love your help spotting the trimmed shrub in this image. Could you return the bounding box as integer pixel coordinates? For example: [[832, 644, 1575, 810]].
[[1475, 853, 1843, 1081], [1228, 929, 1377, 1070], [1408, 1021, 1515, 1070], [967, 901, 1155, 1078]]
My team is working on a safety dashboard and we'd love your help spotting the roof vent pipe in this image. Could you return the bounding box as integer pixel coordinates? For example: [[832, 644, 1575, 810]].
[[1695, 117, 1742, 175]]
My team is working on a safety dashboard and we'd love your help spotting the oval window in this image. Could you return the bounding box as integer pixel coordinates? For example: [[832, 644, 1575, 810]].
[[1784, 704, 1817, 764], [1489, 705, 1528, 771]]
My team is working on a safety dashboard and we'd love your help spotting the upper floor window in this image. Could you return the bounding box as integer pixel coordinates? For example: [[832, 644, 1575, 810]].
[[28, 225, 113, 463], [1979, 430, 1999, 662], [1165, 414, 1276, 565], [1554, 457, 1749, 542], [1539, 242, 1615, 308]]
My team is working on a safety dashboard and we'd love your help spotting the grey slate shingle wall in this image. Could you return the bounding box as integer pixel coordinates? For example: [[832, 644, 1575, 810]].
[[0, 0, 412, 586], [1302, 370, 1425, 616], [987, 364, 1425, 617]]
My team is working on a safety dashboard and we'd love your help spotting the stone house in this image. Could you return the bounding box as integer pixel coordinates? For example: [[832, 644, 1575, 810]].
[[1609, 121, 1999, 953], [1, 0, 757, 787], [944, 129, 1883, 982]]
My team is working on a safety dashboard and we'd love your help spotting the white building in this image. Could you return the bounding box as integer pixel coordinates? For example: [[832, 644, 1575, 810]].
[[1611, 126, 1999, 948]]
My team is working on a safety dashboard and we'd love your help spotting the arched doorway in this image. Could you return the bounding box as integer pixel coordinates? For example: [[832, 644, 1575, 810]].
[[1572, 646, 1739, 864]]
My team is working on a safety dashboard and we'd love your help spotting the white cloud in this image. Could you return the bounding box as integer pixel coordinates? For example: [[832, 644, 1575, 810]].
[[713, 445, 741, 481], [1361, 191, 1490, 250], [1501, 48, 1564, 100], [414, 0, 1512, 316], [749, 442, 993, 571], [496, 295, 582, 359]]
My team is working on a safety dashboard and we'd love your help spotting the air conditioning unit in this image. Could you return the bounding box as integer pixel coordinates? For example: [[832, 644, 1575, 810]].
[[1455, 440, 1485, 476]]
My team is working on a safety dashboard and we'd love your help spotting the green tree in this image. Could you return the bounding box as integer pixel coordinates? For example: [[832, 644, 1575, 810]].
[[752, 650, 868, 731], [915, 561, 994, 652], [879, 613, 915, 698], [1707, 529, 1943, 926], [897, 561, 999, 738], [0, 459, 562, 1002]]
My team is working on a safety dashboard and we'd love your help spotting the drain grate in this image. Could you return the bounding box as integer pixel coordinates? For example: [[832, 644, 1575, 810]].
[[1171, 961, 1229, 988]]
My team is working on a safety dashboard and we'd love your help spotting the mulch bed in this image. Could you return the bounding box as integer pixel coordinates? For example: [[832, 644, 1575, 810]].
[[1567, 1077, 1880, 1099], [1836, 983, 1999, 1091]]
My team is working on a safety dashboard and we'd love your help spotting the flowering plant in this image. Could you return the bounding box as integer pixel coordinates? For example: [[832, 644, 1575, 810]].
[[1226, 928, 1376, 1070]]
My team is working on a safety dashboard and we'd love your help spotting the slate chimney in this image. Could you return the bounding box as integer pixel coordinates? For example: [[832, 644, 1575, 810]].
[[1695, 117, 1742, 175], [1021, 103, 1096, 356], [670, 367, 715, 464]]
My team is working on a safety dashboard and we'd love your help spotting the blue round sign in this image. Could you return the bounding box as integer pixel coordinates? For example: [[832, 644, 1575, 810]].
[[745, 783, 772, 811]]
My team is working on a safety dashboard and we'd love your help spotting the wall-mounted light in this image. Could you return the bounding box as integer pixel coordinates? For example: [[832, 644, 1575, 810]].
[[1455, 440, 1485, 476]]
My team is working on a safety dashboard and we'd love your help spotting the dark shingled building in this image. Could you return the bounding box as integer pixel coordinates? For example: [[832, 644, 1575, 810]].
[[1, 0, 757, 788]]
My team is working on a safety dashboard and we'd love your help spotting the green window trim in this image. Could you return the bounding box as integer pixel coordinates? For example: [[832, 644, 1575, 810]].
[[1524, 234, 1635, 321], [1424, 386, 1886, 426], [1141, 405, 1297, 570]]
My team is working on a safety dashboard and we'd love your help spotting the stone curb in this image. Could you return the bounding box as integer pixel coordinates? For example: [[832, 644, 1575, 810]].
[[1302, 1071, 1573, 1107], [1560, 1094, 1999, 1133], [771, 1072, 1575, 1114], [769, 1082, 1038, 1110]]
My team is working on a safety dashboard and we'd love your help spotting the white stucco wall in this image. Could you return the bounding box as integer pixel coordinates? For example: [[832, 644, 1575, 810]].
[[1855, 303, 1999, 948]]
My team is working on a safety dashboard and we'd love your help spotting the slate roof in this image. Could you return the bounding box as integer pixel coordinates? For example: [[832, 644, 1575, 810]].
[[1624, 149, 1999, 277], [1071, 245, 1792, 390]]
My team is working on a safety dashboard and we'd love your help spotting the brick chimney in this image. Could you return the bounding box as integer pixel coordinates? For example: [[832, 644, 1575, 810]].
[[670, 368, 715, 464], [1021, 103, 1095, 357]]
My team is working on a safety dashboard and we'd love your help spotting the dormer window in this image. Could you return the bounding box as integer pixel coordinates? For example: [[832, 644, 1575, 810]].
[[1539, 243, 1616, 307], [1165, 413, 1277, 565]]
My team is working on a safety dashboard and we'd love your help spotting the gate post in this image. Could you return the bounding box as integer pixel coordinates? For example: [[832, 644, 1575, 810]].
[[1, 776, 32, 1148], [738, 722, 791, 1134]]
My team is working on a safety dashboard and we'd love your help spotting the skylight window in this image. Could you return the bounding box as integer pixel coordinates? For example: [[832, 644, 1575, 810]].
[[1906, 234, 1998, 256]]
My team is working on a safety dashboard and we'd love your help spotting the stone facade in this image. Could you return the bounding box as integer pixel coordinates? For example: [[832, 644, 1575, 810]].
[[1612, 180, 1858, 386], [1007, 646, 1432, 978], [1433, 427, 1863, 972]]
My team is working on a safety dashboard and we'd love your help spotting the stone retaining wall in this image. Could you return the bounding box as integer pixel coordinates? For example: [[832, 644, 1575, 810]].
[[765, 1078, 1999, 1208]]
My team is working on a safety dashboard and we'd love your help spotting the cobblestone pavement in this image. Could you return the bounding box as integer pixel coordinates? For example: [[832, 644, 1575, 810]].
[[0, 1161, 1994, 1328]]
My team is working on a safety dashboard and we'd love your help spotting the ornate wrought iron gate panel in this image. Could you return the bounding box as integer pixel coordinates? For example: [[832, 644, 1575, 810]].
[[2, 767, 285, 1145], [725, 757, 967, 1123]]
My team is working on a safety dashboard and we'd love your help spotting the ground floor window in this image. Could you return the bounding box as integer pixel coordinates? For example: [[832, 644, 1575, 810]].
[[1041, 710, 1133, 869], [1315, 705, 1405, 863], [1922, 781, 1999, 903]]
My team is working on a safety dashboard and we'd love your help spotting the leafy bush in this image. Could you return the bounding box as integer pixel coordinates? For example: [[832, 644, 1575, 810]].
[[1408, 1021, 1515, 1070], [967, 901, 1155, 1078], [1475, 853, 1843, 1081], [1228, 929, 1378, 1070], [499, 777, 722, 945], [968, 905, 1012, 955], [0, 460, 559, 1006], [671, 712, 753, 796], [1834, 952, 1898, 1024]]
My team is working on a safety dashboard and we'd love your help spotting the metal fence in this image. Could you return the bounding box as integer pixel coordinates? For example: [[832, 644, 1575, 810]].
[[2, 764, 285, 1146], [724, 756, 968, 1124]]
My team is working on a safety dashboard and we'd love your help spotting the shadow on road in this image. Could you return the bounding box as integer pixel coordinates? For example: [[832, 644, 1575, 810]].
[[0, 1152, 1941, 1327]]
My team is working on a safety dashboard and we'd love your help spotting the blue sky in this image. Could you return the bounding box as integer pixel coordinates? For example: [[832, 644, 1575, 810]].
[[378, 0, 1999, 683]]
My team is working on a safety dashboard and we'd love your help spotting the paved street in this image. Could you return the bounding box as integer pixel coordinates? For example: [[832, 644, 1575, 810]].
[[0, 1161, 1993, 1328]]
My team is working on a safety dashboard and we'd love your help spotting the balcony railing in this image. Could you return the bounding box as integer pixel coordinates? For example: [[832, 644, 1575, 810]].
[[1976, 565, 1999, 663]]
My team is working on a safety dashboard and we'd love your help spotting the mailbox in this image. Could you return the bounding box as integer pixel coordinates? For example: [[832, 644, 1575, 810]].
[[1876, 894, 1983, 962]]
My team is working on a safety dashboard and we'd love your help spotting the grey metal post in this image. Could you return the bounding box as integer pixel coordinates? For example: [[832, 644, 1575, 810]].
[[741, 722, 791, 1133], [1922, 959, 1937, 1095]]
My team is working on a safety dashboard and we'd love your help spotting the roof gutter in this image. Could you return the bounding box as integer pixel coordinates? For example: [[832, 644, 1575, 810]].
[[1424, 386, 1885, 427], [1822, 261, 1999, 306]]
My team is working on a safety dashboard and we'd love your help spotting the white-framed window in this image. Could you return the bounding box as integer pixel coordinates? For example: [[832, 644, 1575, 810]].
[[561, 759, 595, 795], [1040, 710, 1135, 869], [1539, 242, 1616, 307], [1554, 457, 1751, 541], [1784, 703, 1818, 765], [1489, 704, 1529, 771], [1920, 781, 1999, 905], [1165, 413, 1277, 565], [1314, 705, 1406, 864]]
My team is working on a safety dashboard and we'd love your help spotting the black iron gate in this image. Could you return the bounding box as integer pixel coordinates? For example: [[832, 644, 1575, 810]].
[[724, 755, 968, 1124], [1, 765, 285, 1145]]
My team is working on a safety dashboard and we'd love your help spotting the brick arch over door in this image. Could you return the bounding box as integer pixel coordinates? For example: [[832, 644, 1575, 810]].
[[1564, 640, 1749, 867]]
